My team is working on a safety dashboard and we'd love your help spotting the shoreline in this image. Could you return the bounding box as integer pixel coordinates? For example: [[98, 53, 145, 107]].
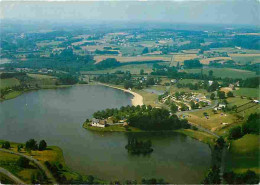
[[97, 83, 144, 106]]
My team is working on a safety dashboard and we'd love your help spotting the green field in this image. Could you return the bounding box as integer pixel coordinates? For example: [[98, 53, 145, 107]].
[[0, 78, 20, 89], [231, 56, 260, 65], [82, 63, 160, 75], [234, 88, 259, 98], [185, 68, 258, 79], [226, 134, 260, 174]]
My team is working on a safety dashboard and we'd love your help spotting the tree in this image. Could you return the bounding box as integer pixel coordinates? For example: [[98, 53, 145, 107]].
[[142, 47, 149, 54], [228, 126, 242, 140], [38, 140, 47, 151], [210, 93, 215, 100], [17, 157, 30, 168], [227, 91, 234, 97], [140, 69, 144, 75], [208, 70, 213, 78], [217, 91, 226, 99], [124, 80, 133, 89], [170, 103, 178, 113], [25, 139, 38, 150], [2, 141, 10, 149], [87, 175, 94, 184]]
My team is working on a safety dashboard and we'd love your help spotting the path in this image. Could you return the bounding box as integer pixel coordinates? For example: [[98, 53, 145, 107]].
[[0, 148, 57, 184], [0, 167, 25, 184]]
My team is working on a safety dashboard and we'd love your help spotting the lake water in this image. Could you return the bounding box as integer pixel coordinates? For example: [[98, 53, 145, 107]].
[[0, 85, 211, 183]]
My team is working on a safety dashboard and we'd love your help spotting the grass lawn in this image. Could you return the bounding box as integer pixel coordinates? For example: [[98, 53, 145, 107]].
[[187, 109, 238, 132], [0, 78, 20, 89], [2, 91, 22, 100], [234, 88, 259, 98], [225, 134, 260, 174], [175, 129, 217, 146], [230, 54, 260, 65], [185, 68, 258, 79]]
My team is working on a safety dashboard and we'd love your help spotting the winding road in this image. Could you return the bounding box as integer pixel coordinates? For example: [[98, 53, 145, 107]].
[[0, 167, 25, 184], [0, 148, 57, 184]]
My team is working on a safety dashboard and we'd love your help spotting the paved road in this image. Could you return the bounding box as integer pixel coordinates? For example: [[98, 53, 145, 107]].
[[0, 167, 25, 184], [0, 148, 57, 184]]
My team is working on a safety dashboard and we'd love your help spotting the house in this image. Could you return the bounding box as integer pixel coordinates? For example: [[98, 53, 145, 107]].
[[218, 103, 226, 110], [91, 118, 107, 128], [253, 100, 259, 104], [208, 81, 213, 86]]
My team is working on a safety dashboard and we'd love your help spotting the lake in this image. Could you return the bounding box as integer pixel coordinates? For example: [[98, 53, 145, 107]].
[[0, 85, 211, 183]]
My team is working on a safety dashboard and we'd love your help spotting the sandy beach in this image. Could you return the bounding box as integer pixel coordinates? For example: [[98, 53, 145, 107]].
[[98, 83, 144, 106]]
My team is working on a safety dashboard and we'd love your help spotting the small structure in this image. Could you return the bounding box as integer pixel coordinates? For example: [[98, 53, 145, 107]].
[[218, 103, 226, 110], [91, 118, 107, 128], [208, 81, 213, 86], [253, 100, 259, 104]]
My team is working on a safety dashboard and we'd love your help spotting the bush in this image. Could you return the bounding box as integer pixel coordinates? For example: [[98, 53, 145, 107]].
[[17, 157, 30, 168], [228, 126, 242, 140], [1, 141, 10, 149]]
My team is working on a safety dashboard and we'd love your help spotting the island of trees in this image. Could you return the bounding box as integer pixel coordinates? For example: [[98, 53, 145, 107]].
[[125, 137, 153, 155]]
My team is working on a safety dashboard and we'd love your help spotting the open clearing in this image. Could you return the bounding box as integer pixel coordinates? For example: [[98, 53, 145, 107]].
[[185, 68, 258, 79], [187, 109, 237, 132]]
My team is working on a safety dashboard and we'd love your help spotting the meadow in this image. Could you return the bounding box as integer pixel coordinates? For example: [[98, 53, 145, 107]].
[[185, 68, 258, 79], [234, 88, 259, 98]]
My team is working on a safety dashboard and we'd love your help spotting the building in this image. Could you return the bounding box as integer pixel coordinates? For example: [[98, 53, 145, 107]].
[[91, 118, 107, 128], [218, 103, 226, 110]]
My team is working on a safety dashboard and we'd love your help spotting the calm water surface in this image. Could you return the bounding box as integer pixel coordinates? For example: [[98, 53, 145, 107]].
[[0, 85, 211, 183]]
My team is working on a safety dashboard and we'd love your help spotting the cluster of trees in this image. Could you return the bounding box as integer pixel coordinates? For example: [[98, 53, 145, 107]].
[[95, 49, 119, 55], [228, 113, 260, 140], [25, 139, 47, 151], [0, 72, 26, 79], [4, 48, 94, 72], [44, 161, 95, 184], [92, 105, 190, 131], [125, 137, 153, 155], [57, 74, 79, 85], [95, 72, 158, 90], [223, 170, 259, 184], [202, 165, 221, 184], [183, 59, 202, 69], [176, 80, 220, 92], [1, 141, 11, 149], [95, 58, 121, 70], [127, 107, 190, 131]]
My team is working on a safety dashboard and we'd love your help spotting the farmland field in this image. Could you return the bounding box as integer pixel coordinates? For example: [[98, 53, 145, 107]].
[[185, 68, 258, 79], [199, 57, 232, 64], [230, 54, 260, 64], [234, 88, 259, 98], [171, 54, 198, 66]]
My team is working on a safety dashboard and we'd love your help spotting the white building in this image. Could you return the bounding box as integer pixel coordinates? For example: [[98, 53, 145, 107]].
[[91, 118, 107, 128]]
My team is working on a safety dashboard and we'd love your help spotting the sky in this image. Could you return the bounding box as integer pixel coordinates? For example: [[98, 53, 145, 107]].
[[1, 0, 259, 25]]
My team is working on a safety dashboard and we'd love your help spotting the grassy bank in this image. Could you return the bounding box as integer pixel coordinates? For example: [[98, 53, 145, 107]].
[[175, 129, 217, 146], [225, 134, 260, 174]]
